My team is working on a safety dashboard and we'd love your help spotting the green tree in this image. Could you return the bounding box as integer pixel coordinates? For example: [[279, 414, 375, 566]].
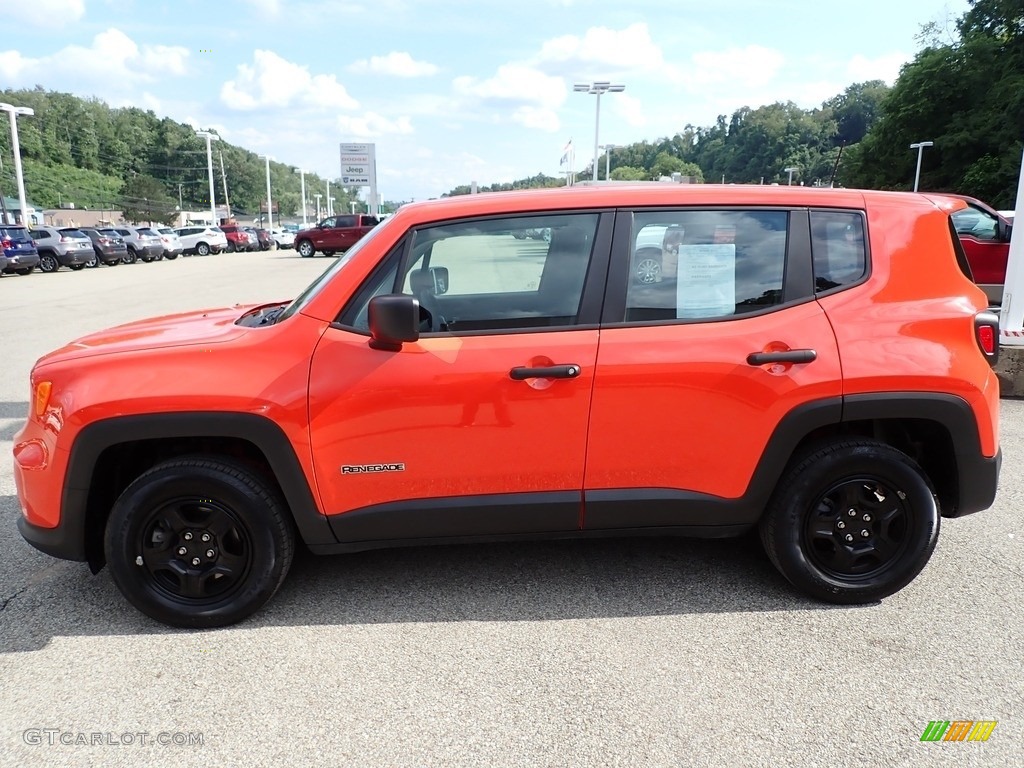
[[120, 174, 178, 225]]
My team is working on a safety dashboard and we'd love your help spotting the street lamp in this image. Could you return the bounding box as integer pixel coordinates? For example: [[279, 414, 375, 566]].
[[294, 168, 307, 227], [909, 141, 934, 192], [326, 180, 331, 216], [0, 103, 34, 226], [195, 130, 220, 225], [314, 194, 322, 221], [329, 197, 336, 218], [350, 201, 357, 215], [784, 166, 798, 186], [600, 144, 622, 181], [259, 154, 274, 229], [574, 82, 625, 183]]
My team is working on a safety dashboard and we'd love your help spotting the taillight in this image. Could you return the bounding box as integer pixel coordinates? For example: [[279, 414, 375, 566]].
[[1, 238, 10, 249], [975, 311, 999, 365]]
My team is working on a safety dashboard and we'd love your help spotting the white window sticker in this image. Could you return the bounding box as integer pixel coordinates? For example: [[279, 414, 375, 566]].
[[676, 244, 736, 319]]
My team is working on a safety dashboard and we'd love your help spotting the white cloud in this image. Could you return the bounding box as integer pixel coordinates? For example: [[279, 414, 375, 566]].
[[337, 112, 414, 137], [686, 46, 785, 89], [0, 29, 190, 86], [846, 52, 908, 85], [348, 52, 439, 77], [243, 0, 281, 14], [221, 50, 359, 111], [510, 106, 560, 132], [612, 93, 647, 128], [453, 64, 567, 132], [4, 0, 84, 26], [537, 23, 665, 73]]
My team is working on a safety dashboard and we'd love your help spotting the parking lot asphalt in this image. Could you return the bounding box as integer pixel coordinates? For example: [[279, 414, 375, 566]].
[[0, 250, 1020, 767]]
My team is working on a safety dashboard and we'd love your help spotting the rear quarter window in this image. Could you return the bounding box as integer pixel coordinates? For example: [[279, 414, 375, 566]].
[[809, 211, 867, 293]]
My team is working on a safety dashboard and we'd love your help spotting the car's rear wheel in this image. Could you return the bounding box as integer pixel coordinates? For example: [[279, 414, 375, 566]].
[[226, 241, 236, 253], [16, 267, 33, 276], [760, 439, 939, 604], [196, 242, 211, 256], [123, 247, 138, 265], [105, 456, 295, 628], [297, 240, 315, 258], [165, 253, 178, 260], [68, 263, 86, 271], [85, 253, 99, 268], [39, 252, 60, 273]]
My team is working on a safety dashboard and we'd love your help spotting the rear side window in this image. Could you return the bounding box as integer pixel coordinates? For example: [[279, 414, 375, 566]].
[[624, 209, 789, 322], [809, 211, 867, 293], [27, 230, 48, 240]]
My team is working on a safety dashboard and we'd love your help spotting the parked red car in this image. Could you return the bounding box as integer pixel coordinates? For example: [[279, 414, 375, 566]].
[[949, 194, 1014, 305], [294, 214, 379, 257]]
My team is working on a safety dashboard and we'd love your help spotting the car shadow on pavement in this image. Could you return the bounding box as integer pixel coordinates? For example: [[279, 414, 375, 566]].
[[0, 514, 859, 652]]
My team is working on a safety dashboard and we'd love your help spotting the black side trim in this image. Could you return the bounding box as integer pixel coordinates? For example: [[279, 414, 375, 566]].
[[18, 507, 88, 562], [52, 413, 336, 560], [327, 491, 580, 543], [843, 393, 1000, 517]]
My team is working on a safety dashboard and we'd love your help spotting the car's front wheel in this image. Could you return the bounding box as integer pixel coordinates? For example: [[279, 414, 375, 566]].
[[105, 456, 295, 628], [760, 439, 939, 604], [297, 240, 315, 258]]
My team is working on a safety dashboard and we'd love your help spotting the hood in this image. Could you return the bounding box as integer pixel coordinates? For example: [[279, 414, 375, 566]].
[[36, 305, 259, 365]]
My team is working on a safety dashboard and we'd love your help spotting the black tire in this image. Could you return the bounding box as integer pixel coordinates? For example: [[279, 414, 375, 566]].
[[68, 263, 86, 271], [39, 252, 60, 273], [760, 439, 939, 604], [297, 240, 315, 258], [226, 241, 236, 253], [86, 252, 100, 268], [196, 242, 211, 256], [324, 250, 336, 257], [140, 253, 154, 263], [16, 267, 33, 276], [123, 247, 138, 265], [104, 456, 295, 628], [105, 258, 121, 266], [165, 253, 178, 260]]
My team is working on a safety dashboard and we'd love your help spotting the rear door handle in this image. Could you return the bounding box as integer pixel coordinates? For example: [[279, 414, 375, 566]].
[[509, 364, 582, 381], [746, 349, 817, 366]]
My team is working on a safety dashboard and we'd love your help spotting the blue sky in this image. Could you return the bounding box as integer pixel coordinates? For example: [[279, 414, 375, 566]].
[[2, 0, 969, 203]]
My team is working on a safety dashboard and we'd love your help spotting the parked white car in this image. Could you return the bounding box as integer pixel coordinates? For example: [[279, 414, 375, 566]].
[[270, 228, 295, 248], [173, 225, 229, 256], [155, 227, 185, 259]]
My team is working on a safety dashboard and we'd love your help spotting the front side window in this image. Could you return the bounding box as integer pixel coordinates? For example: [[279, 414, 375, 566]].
[[320, 217, 336, 228], [624, 209, 788, 322], [342, 213, 600, 334], [951, 205, 998, 241]]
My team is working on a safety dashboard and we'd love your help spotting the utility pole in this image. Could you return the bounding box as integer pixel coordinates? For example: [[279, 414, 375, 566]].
[[0, 156, 10, 224], [219, 151, 230, 212]]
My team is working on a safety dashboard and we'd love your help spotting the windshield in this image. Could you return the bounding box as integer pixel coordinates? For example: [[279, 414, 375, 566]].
[[275, 222, 389, 323]]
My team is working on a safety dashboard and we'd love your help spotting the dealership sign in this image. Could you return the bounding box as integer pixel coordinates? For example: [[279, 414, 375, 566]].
[[340, 143, 375, 187]]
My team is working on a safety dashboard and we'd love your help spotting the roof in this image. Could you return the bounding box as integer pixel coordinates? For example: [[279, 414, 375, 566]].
[[392, 185, 943, 229], [1, 195, 40, 211]]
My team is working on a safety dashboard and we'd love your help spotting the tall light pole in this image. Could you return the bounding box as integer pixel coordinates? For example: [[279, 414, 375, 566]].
[[600, 143, 621, 181], [294, 168, 307, 228], [573, 81, 625, 183], [784, 166, 798, 186], [326, 180, 331, 216], [314, 193, 322, 221], [910, 141, 934, 192], [0, 103, 34, 226], [195, 130, 219, 225], [259, 154, 274, 229], [350, 201, 357, 215], [329, 197, 336, 218]]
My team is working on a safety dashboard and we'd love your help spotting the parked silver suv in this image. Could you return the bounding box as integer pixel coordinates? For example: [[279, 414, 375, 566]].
[[111, 226, 164, 263], [28, 227, 94, 273]]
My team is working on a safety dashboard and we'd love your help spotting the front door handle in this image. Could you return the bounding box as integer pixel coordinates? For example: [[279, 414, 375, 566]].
[[509, 364, 582, 381], [746, 349, 817, 366]]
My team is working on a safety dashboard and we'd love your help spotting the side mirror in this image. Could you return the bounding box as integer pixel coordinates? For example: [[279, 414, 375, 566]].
[[368, 294, 420, 351]]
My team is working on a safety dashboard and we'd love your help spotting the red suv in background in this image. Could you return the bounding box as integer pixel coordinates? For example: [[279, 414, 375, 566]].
[[218, 224, 255, 253], [295, 214, 379, 257], [950, 194, 1014, 305]]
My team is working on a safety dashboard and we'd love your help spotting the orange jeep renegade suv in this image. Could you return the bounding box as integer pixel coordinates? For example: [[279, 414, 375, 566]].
[[13, 185, 1001, 627]]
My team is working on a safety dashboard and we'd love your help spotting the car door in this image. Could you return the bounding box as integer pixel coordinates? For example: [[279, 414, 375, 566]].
[[333, 215, 358, 250], [951, 203, 1008, 302], [312, 217, 336, 250], [307, 210, 612, 544], [583, 207, 845, 531]]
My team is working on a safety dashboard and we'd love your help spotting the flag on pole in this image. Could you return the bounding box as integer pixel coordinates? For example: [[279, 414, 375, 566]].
[[560, 138, 573, 166]]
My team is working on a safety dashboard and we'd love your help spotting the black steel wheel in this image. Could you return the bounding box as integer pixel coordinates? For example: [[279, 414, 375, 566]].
[[760, 439, 939, 604], [105, 456, 295, 628]]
